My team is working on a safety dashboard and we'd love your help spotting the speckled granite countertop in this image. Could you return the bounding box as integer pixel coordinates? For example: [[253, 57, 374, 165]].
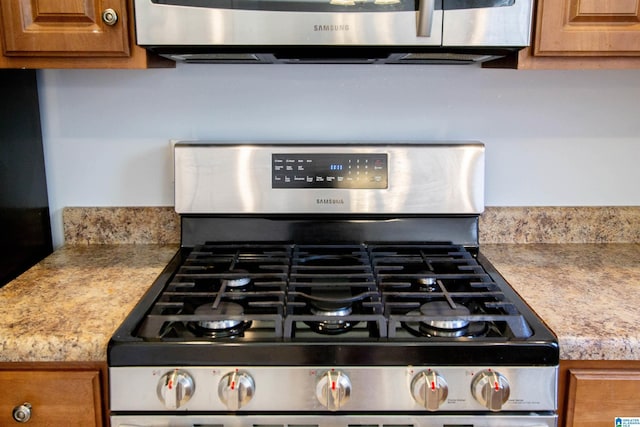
[[1, 241, 639, 362], [0, 244, 178, 362], [481, 244, 640, 361]]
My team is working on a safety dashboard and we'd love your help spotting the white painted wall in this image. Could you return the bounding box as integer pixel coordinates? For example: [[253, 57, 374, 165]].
[[37, 64, 640, 247]]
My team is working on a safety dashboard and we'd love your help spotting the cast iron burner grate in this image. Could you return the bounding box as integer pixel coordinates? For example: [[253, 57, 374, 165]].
[[284, 245, 386, 339], [135, 243, 290, 340], [132, 242, 533, 342], [368, 244, 533, 339]]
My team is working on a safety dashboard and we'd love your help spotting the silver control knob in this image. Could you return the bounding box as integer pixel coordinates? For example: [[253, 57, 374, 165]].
[[12, 402, 32, 423], [410, 370, 448, 411], [471, 369, 510, 411], [218, 371, 255, 410], [316, 370, 351, 411], [157, 369, 195, 409]]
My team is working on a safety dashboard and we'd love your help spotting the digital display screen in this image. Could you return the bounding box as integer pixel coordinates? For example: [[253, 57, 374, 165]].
[[272, 153, 388, 189]]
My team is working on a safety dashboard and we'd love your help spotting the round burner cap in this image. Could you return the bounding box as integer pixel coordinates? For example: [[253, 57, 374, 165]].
[[417, 275, 437, 286], [420, 301, 470, 330], [195, 302, 245, 330], [221, 270, 251, 288], [310, 305, 353, 317]]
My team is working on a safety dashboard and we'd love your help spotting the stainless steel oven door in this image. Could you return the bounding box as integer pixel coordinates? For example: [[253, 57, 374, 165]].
[[112, 414, 557, 427]]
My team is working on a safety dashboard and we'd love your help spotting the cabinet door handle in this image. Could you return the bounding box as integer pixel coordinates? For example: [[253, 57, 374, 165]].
[[102, 8, 119, 26], [12, 402, 32, 423]]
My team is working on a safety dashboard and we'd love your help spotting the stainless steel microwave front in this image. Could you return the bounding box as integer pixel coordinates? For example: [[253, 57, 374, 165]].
[[134, 0, 533, 49]]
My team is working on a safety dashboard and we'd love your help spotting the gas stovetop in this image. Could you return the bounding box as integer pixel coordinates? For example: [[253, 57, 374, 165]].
[[108, 241, 558, 367], [134, 242, 533, 341]]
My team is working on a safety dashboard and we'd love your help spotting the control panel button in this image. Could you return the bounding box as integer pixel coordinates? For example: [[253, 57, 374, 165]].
[[272, 153, 387, 189]]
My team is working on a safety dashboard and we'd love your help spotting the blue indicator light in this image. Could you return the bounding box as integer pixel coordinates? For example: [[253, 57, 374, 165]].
[[330, 164, 343, 171]]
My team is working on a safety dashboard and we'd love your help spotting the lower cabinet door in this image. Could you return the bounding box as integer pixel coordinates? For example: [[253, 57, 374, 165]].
[[565, 368, 640, 427], [0, 369, 102, 426]]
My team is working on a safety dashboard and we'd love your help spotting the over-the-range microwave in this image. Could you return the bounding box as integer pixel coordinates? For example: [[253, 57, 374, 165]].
[[134, 0, 534, 64]]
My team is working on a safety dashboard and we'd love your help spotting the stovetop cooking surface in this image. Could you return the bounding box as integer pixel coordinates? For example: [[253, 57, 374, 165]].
[[109, 241, 558, 367]]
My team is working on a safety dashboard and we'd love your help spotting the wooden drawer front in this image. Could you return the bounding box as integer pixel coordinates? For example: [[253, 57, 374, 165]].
[[0, 370, 102, 427], [0, 0, 129, 56], [566, 368, 640, 427], [536, 0, 640, 56]]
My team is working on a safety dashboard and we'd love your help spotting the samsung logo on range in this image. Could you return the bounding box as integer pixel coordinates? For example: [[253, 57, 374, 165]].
[[316, 198, 345, 205], [313, 24, 350, 32]]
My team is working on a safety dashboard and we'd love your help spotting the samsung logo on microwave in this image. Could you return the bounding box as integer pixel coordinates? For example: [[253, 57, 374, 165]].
[[313, 24, 350, 32], [316, 198, 345, 205]]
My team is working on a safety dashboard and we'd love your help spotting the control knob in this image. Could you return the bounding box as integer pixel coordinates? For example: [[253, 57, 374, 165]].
[[471, 369, 510, 411], [218, 370, 255, 410], [410, 370, 448, 411], [316, 370, 351, 411], [157, 369, 195, 409]]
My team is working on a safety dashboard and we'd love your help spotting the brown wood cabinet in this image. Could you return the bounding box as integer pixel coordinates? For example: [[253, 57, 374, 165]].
[[0, 0, 173, 68], [559, 360, 640, 427], [0, 362, 107, 427], [484, 0, 640, 69], [535, 0, 640, 56], [1, 0, 129, 57]]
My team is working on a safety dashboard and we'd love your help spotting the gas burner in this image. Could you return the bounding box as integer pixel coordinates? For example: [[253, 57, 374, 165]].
[[188, 302, 252, 338], [401, 301, 488, 338], [417, 273, 438, 292], [311, 299, 354, 317], [304, 292, 360, 335], [220, 269, 252, 299], [304, 316, 359, 335], [221, 272, 251, 288], [420, 301, 471, 329], [415, 320, 490, 338]]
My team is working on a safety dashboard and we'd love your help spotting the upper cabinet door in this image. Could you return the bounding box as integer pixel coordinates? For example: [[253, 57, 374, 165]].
[[0, 0, 129, 57], [535, 0, 640, 56]]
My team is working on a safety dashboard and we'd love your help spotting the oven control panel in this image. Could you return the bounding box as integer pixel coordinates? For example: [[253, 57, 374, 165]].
[[174, 143, 485, 214], [272, 153, 388, 189]]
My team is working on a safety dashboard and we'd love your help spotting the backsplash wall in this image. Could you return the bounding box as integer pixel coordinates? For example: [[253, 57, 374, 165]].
[[37, 64, 640, 247]]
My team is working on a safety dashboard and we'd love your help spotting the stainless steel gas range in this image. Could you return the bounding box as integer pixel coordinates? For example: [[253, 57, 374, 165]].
[[108, 142, 559, 427]]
